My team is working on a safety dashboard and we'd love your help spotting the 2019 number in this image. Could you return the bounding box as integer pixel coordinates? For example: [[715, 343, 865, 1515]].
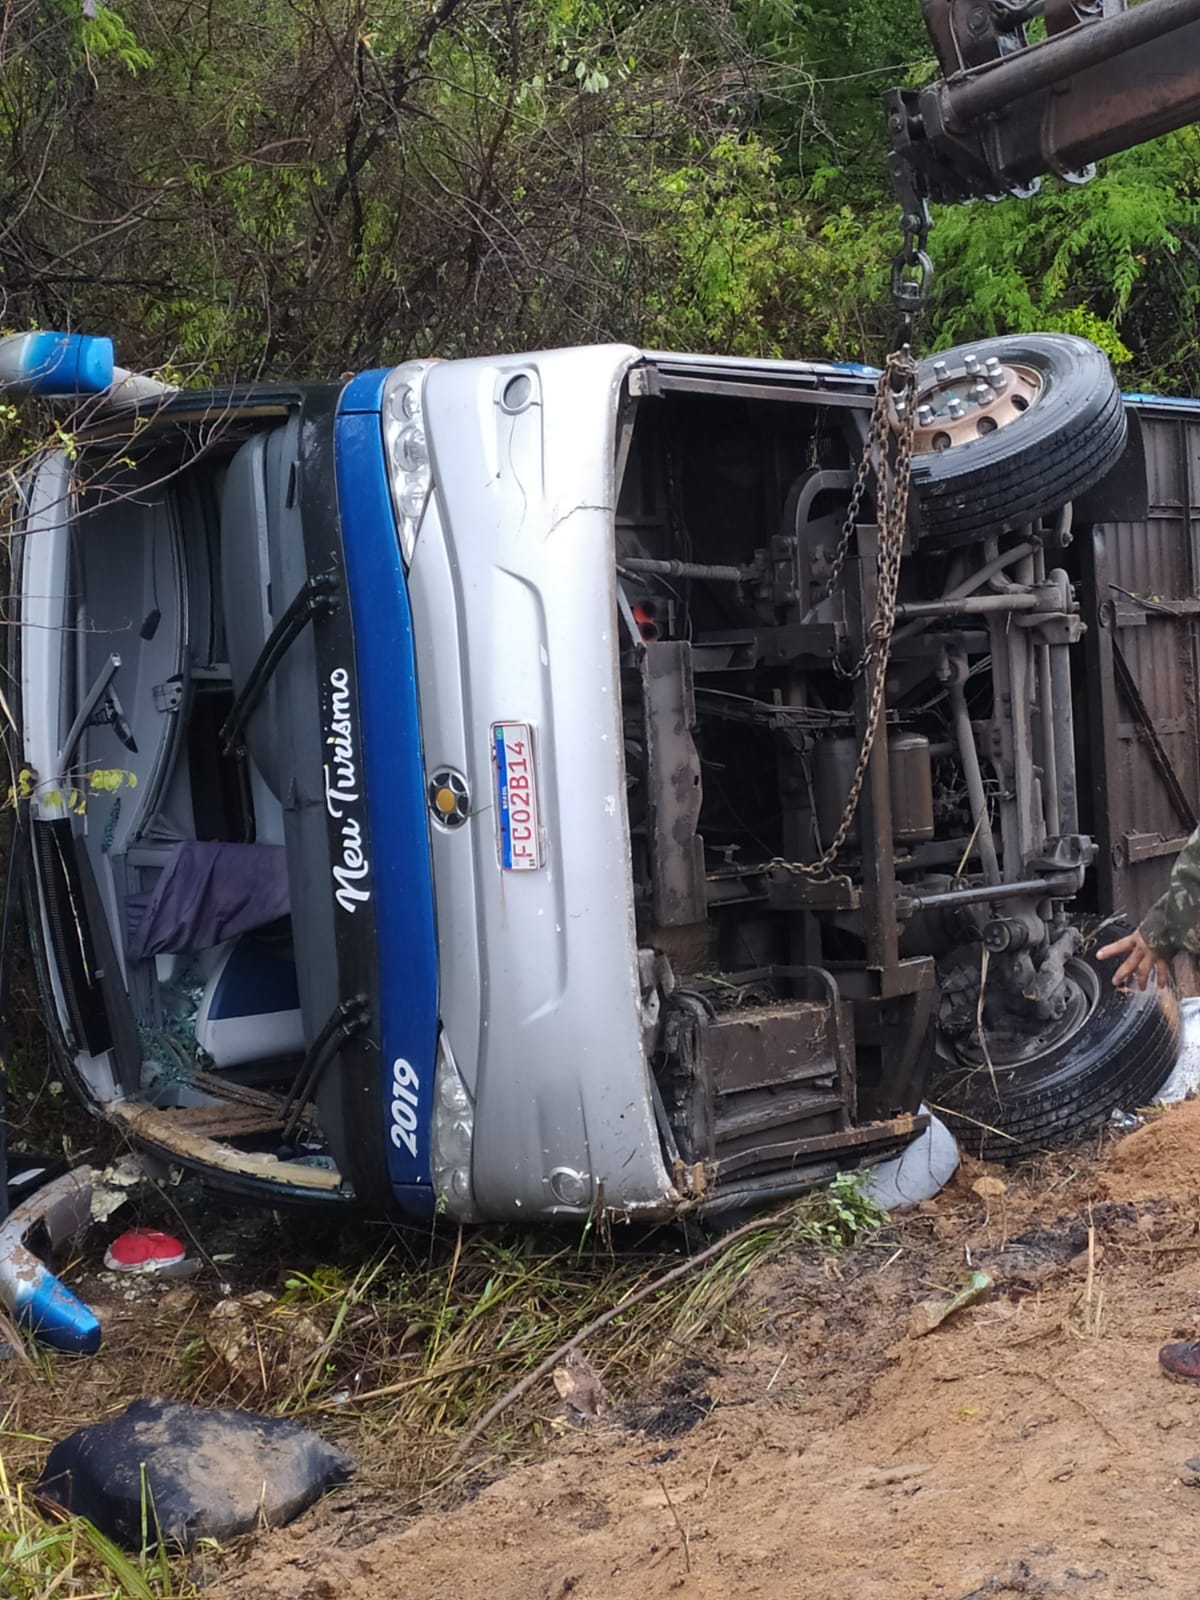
[[390, 1057, 420, 1156]]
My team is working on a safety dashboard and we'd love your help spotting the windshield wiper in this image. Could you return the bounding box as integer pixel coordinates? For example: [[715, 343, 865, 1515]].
[[220, 571, 339, 760], [57, 652, 138, 772]]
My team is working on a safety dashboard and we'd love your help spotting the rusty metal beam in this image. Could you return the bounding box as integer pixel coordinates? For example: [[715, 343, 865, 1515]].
[[1078, 527, 1121, 913], [945, 0, 1200, 122], [892, 0, 1200, 202], [1123, 830, 1192, 864]]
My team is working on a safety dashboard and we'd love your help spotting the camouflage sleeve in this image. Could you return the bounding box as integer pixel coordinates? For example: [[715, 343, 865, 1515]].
[[1138, 826, 1200, 959]]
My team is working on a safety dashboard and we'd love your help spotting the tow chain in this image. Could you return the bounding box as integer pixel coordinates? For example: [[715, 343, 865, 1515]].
[[889, 192, 933, 353], [769, 344, 919, 879]]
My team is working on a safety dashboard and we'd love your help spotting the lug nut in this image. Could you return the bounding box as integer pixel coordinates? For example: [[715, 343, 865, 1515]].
[[963, 353, 979, 375], [972, 381, 992, 404], [933, 359, 948, 381], [946, 395, 965, 420], [984, 357, 1008, 390], [917, 402, 935, 426]]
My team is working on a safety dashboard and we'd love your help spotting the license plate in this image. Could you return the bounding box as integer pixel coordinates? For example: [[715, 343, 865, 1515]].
[[492, 722, 542, 871]]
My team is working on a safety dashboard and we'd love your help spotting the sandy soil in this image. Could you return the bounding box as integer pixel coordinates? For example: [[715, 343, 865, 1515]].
[[12, 1107, 1200, 1600], [208, 1109, 1200, 1600]]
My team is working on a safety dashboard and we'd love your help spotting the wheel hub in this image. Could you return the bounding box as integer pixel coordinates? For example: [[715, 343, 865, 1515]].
[[953, 957, 1099, 1072], [897, 352, 1044, 453]]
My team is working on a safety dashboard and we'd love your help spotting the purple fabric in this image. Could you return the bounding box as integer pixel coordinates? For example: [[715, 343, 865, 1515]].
[[125, 842, 290, 960]]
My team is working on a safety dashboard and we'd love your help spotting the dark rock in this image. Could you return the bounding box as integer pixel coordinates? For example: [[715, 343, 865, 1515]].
[[37, 1398, 353, 1549]]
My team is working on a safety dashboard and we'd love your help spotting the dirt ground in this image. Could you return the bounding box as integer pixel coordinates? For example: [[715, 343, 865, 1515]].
[[211, 1105, 1200, 1600], [15, 1105, 1200, 1600]]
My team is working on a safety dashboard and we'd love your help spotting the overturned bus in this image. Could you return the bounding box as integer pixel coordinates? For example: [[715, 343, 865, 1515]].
[[4, 329, 1189, 1222]]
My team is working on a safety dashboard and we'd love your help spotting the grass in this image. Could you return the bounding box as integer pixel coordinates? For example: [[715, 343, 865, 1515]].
[[0, 1454, 203, 1600], [0, 1177, 883, 1523], [217, 1173, 886, 1496], [1, 948, 888, 1575]]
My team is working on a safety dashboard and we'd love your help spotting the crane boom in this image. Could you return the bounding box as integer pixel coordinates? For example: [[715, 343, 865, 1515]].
[[890, 0, 1200, 205], [883, 0, 1200, 334]]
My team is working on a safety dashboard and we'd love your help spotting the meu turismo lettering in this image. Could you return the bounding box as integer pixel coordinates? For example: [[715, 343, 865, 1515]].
[[323, 667, 371, 912]]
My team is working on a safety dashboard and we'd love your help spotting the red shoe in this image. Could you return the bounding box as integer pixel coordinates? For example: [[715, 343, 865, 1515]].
[[1160, 1342, 1200, 1383]]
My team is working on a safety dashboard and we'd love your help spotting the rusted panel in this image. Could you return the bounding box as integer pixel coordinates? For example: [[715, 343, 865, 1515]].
[[1125, 831, 1193, 865], [1112, 640, 1197, 832], [713, 1089, 843, 1142], [1092, 408, 1200, 920], [688, 967, 860, 1169], [701, 1002, 834, 1095], [714, 1111, 926, 1182]]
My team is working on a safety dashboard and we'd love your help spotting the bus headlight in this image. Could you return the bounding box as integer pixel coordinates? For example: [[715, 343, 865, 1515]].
[[382, 362, 434, 565], [431, 1033, 480, 1221]]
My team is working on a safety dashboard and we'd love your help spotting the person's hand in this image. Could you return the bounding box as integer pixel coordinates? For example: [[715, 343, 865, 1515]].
[[1096, 928, 1170, 990]]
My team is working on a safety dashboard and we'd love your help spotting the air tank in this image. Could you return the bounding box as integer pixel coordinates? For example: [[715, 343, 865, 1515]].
[[812, 731, 934, 849]]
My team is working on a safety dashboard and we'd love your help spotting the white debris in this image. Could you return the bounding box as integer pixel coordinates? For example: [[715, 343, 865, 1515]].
[[88, 1155, 147, 1223], [864, 1109, 960, 1212], [1155, 996, 1200, 1104]]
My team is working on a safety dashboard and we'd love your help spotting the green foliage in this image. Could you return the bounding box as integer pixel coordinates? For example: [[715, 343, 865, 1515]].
[[817, 1169, 888, 1245], [9, 765, 137, 816], [925, 131, 1200, 384], [81, 5, 154, 74], [0, 0, 1195, 388], [638, 133, 798, 355]]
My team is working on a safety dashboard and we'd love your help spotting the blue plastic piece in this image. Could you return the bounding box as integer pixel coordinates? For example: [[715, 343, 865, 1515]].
[[391, 1182, 438, 1220], [0, 332, 115, 396], [333, 399, 439, 1200], [209, 940, 300, 1020], [15, 1264, 102, 1354], [1122, 392, 1200, 410], [339, 368, 391, 413]]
